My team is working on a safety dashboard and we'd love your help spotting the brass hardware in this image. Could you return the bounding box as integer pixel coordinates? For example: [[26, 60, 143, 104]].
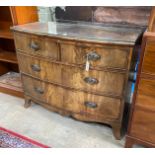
[[84, 77, 98, 85], [31, 64, 41, 72], [87, 52, 101, 61], [29, 41, 40, 51], [34, 87, 44, 94], [84, 101, 97, 108]]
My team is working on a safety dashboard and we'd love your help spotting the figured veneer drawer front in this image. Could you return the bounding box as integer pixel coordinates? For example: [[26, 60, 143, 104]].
[[138, 78, 155, 97], [60, 43, 130, 69], [17, 53, 125, 97], [142, 41, 155, 74], [136, 78, 155, 111], [14, 32, 59, 60], [130, 108, 155, 144], [22, 75, 121, 120]]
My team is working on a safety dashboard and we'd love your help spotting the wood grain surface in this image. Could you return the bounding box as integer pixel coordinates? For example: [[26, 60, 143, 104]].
[[17, 52, 126, 97], [13, 21, 141, 140]]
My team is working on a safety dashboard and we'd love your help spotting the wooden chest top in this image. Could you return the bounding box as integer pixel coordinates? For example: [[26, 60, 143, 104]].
[[11, 21, 144, 45]]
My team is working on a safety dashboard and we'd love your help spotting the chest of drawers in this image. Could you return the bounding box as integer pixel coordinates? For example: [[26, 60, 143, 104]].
[[125, 32, 155, 147], [12, 22, 144, 139]]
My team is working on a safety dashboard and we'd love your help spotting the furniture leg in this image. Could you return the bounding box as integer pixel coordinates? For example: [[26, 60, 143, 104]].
[[24, 96, 32, 108], [125, 136, 134, 148], [111, 123, 122, 140]]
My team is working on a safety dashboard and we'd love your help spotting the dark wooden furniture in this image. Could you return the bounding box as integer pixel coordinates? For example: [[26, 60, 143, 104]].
[[125, 32, 155, 148], [125, 7, 155, 147], [0, 6, 38, 97], [12, 21, 144, 139]]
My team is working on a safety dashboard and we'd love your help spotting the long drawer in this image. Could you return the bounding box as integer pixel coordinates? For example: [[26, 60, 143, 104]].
[[22, 75, 121, 120], [14, 32, 59, 60], [17, 53, 125, 97]]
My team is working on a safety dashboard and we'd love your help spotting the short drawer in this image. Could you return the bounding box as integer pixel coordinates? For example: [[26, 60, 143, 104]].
[[142, 40, 155, 74], [22, 75, 121, 120], [60, 42, 131, 69], [18, 53, 125, 97], [130, 107, 155, 144], [14, 32, 59, 60], [136, 78, 155, 111]]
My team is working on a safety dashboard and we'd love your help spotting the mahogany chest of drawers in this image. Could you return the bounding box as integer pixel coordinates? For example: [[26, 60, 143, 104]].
[[125, 32, 155, 147], [12, 22, 144, 139]]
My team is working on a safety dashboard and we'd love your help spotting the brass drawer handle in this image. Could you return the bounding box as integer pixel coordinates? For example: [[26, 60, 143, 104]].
[[34, 87, 44, 94], [84, 101, 97, 108], [84, 77, 98, 85], [87, 52, 101, 61], [31, 64, 41, 72], [29, 41, 40, 51]]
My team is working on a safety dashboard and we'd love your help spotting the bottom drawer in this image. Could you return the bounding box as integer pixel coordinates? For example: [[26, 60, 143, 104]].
[[22, 75, 121, 121], [130, 107, 155, 144]]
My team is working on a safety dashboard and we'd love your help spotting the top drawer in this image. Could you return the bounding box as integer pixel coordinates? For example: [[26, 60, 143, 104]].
[[60, 42, 131, 69], [14, 32, 131, 70], [14, 32, 59, 60], [142, 40, 155, 74]]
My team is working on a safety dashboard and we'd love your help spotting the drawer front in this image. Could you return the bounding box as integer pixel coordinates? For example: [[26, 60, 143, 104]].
[[14, 32, 59, 60], [22, 75, 121, 120], [136, 78, 155, 111], [130, 107, 155, 144], [18, 53, 125, 96], [142, 41, 155, 74], [138, 78, 155, 96], [60, 43, 130, 69]]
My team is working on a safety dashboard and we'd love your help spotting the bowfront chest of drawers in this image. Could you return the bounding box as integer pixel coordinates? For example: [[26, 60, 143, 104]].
[[12, 22, 144, 139]]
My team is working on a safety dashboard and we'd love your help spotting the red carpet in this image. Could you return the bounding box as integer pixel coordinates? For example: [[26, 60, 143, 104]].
[[0, 127, 50, 148]]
